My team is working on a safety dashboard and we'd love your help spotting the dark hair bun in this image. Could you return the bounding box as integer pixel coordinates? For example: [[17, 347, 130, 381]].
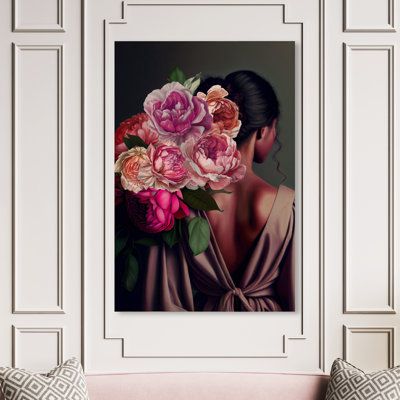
[[197, 70, 280, 145]]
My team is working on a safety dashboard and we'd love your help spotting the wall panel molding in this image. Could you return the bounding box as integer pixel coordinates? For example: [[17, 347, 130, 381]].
[[81, 0, 326, 372], [343, 44, 395, 314], [12, 0, 64, 32], [343, 0, 395, 32], [100, 1, 319, 363], [12, 44, 64, 314], [12, 326, 64, 370], [0, 0, 82, 371], [343, 326, 395, 370]]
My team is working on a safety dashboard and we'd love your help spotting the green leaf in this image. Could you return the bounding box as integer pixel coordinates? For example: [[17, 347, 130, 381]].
[[123, 135, 148, 149], [115, 235, 129, 257], [169, 67, 186, 84], [162, 225, 180, 248], [115, 228, 129, 256], [123, 253, 139, 292], [135, 237, 159, 247], [188, 217, 210, 256], [182, 188, 221, 211], [183, 73, 201, 93]]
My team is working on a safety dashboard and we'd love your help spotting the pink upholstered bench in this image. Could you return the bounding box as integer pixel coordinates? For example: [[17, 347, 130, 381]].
[[86, 371, 329, 400]]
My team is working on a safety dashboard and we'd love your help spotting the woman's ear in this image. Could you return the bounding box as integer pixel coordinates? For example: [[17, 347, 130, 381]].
[[266, 118, 278, 142], [254, 120, 278, 163], [256, 127, 264, 140]]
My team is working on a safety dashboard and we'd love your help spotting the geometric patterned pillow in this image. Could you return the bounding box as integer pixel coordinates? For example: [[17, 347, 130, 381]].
[[0, 358, 89, 400], [325, 358, 400, 400]]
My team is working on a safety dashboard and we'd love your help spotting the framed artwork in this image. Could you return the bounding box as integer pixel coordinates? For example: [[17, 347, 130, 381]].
[[114, 41, 295, 312]]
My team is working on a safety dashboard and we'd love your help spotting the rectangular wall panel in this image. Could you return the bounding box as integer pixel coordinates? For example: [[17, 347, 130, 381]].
[[343, 45, 394, 313], [12, 327, 63, 372], [344, 0, 395, 32], [13, 0, 64, 32], [13, 45, 64, 314], [343, 326, 394, 371]]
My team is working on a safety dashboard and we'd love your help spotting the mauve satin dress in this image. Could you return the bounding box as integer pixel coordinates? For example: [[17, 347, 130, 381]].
[[139, 185, 295, 311]]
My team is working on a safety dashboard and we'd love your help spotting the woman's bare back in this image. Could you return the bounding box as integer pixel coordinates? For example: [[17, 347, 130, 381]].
[[206, 173, 278, 275]]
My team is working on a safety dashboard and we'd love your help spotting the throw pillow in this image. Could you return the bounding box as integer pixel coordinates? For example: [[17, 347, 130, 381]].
[[0, 358, 89, 400], [326, 358, 400, 400]]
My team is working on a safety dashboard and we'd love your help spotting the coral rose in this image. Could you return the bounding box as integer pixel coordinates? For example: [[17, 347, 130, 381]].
[[115, 113, 159, 158], [114, 147, 154, 193], [125, 189, 190, 233], [183, 132, 246, 190], [144, 82, 212, 144], [147, 143, 188, 191], [197, 85, 241, 138]]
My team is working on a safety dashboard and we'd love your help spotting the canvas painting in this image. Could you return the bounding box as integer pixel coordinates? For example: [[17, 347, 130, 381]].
[[114, 42, 295, 312]]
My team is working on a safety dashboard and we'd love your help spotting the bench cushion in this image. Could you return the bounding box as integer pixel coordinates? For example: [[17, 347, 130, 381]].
[[86, 371, 329, 400]]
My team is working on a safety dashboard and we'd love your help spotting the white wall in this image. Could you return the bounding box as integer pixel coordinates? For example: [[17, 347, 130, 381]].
[[0, 0, 399, 375]]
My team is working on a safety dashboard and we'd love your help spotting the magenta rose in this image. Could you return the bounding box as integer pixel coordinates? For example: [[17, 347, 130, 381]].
[[182, 131, 246, 190], [125, 188, 189, 233], [147, 143, 188, 191], [144, 82, 212, 144]]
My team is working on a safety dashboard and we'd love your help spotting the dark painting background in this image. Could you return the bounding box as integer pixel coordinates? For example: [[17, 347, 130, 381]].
[[114, 41, 295, 311]]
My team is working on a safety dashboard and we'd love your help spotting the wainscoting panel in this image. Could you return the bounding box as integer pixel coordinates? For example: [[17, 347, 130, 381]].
[[13, 0, 64, 32], [324, 0, 400, 373], [344, 0, 395, 32], [343, 326, 394, 372], [12, 327, 63, 372], [12, 44, 64, 314], [82, 0, 324, 372], [343, 45, 394, 314], [0, 0, 82, 370]]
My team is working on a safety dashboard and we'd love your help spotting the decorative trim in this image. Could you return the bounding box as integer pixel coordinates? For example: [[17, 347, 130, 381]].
[[343, 326, 395, 368], [343, 0, 395, 32], [12, 326, 64, 368], [343, 44, 395, 315], [101, 2, 317, 360], [12, 44, 64, 314], [12, 0, 65, 32], [81, 0, 86, 372], [319, 0, 326, 371]]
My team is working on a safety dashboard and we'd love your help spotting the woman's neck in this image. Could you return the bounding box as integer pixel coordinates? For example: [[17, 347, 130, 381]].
[[233, 135, 257, 182]]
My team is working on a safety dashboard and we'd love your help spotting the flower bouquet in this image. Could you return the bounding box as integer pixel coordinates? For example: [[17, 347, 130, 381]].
[[115, 68, 246, 291]]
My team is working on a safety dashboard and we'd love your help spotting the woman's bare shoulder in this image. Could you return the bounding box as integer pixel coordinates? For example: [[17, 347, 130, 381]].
[[252, 177, 277, 198], [252, 179, 295, 223], [249, 176, 279, 226]]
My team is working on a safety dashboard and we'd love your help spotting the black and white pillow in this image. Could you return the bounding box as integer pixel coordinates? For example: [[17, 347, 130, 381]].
[[326, 358, 400, 400], [0, 358, 89, 400]]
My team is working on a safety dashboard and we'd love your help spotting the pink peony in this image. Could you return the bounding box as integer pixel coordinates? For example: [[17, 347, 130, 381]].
[[182, 131, 246, 190], [114, 147, 154, 193], [147, 143, 188, 191], [115, 113, 159, 158], [144, 82, 212, 144], [125, 189, 189, 233]]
